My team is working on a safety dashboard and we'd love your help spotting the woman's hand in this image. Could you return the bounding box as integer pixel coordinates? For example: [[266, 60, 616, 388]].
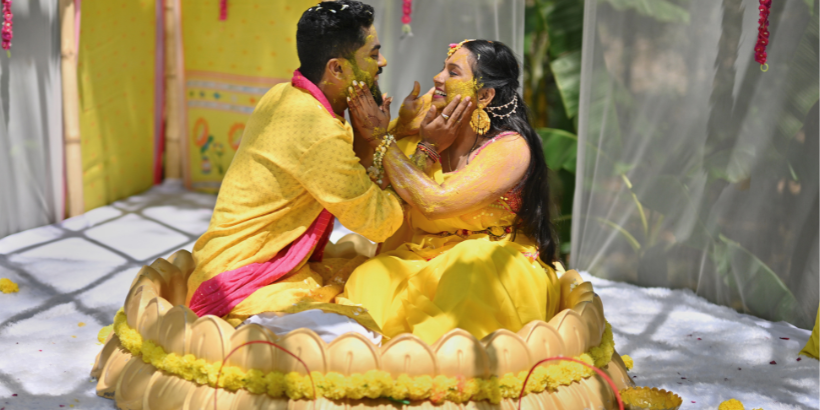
[[395, 81, 434, 138], [419, 95, 471, 153], [348, 81, 392, 148]]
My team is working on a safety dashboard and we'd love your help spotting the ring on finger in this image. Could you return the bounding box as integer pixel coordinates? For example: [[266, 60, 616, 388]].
[[441, 113, 450, 120]]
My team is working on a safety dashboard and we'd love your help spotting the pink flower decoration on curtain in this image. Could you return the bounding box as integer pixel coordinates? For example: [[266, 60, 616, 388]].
[[755, 0, 771, 70], [2, 0, 12, 53]]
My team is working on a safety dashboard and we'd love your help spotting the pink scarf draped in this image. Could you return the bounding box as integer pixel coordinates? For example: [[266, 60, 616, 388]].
[[188, 71, 337, 318]]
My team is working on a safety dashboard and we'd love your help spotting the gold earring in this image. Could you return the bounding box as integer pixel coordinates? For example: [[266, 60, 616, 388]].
[[470, 104, 490, 135]]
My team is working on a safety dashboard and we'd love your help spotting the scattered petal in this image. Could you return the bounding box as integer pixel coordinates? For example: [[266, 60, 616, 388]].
[[697, 338, 702, 340], [769, 360, 777, 365], [797, 357, 802, 361], [780, 337, 790, 340], [12, 394, 17, 397], [77, 322, 86, 327], [681, 377, 686, 379]]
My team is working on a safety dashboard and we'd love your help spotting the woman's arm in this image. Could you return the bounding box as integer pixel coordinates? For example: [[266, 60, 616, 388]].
[[384, 136, 530, 219]]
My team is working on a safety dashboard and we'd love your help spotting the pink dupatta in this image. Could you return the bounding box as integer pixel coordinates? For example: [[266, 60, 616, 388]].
[[188, 71, 337, 318]]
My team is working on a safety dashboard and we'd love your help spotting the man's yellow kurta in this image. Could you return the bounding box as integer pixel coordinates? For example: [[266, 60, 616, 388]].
[[186, 81, 403, 321]]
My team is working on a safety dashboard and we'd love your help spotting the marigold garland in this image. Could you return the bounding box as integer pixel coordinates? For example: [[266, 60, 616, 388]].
[[110, 309, 616, 404]]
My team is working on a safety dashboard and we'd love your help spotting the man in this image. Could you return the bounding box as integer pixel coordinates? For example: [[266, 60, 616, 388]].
[[185, 1, 403, 327]]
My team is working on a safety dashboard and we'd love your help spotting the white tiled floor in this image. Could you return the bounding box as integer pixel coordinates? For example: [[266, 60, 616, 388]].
[[0, 180, 213, 409], [0, 180, 816, 410]]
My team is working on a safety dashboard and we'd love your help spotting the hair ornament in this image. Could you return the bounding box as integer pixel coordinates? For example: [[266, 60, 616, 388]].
[[486, 95, 519, 120], [448, 39, 475, 57], [341, 4, 349, 10], [330, 9, 336, 13]]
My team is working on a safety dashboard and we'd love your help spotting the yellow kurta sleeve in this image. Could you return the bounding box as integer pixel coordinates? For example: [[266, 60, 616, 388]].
[[296, 130, 404, 243]]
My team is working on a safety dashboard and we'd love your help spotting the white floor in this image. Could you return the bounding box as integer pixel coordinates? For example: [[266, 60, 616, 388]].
[[0, 181, 816, 410]]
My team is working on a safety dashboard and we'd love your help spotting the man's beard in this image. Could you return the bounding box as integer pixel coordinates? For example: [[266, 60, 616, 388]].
[[371, 81, 384, 106]]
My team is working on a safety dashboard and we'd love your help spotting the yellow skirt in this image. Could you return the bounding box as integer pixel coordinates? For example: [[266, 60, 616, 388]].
[[341, 236, 561, 345]]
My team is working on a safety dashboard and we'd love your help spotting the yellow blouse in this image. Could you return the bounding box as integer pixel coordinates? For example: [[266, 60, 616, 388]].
[[187, 82, 404, 307]]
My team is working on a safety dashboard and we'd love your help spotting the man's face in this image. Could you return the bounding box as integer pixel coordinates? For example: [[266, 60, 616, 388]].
[[344, 26, 387, 106]]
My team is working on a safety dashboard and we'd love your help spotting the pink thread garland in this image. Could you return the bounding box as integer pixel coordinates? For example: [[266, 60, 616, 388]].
[[2, 0, 12, 54], [517, 357, 625, 410], [755, 0, 771, 71]]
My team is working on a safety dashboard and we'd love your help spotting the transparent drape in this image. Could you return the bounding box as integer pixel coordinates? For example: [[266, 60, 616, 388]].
[[0, 0, 64, 238], [572, 0, 819, 328], [367, 0, 524, 113]]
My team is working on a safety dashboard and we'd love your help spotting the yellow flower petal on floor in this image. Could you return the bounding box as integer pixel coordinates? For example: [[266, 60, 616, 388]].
[[719, 398, 745, 410], [622, 354, 634, 370], [97, 325, 113, 343], [0, 278, 19, 293]]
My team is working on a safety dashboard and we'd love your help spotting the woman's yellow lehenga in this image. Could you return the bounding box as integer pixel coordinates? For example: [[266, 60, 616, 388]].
[[341, 135, 562, 345]]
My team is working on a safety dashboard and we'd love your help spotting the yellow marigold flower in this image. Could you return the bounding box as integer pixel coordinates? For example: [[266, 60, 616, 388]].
[[319, 372, 347, 400], [244, 369, 267, 395], [526, 366, 548, 394], [308, 372, 326, 398], [265, 372, 286, 398], [0, 278, 19, 293], [449, 376, 478, 403], [388, 374, 411, 401], [498, 373, 523, 398], [621, 355, 634, 370], [193, 358, 210, 385], [285, 372, 314, 400], [346, 373, 367, 400], [178, 354, 198, 381], [475, 377, 502, 404], [430, 375, 457, 404], [362, 370, 391, 399], [407, 374, 433, 401], [718, 398, 745, 410]]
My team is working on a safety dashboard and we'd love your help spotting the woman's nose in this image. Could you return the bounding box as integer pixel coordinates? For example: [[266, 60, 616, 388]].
[[433, 71, 445, 86]]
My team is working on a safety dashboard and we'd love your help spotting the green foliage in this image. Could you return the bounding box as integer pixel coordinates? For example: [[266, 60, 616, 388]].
[[550, 51, 582, 120], [600, 0, 690, 23]]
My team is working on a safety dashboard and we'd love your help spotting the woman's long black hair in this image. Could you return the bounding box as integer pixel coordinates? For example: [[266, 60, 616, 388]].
[[461, 40, 557, 266]]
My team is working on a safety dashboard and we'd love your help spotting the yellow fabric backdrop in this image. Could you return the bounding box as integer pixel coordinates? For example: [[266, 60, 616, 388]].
[[78, 0, 158, 210], [181, 0, 315, 192]]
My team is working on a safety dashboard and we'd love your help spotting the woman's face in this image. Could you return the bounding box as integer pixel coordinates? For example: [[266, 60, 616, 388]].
[[432, 47, 478, 111]]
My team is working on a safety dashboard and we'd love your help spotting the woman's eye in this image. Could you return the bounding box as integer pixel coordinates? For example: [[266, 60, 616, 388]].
[[449, 71, 458, 76]]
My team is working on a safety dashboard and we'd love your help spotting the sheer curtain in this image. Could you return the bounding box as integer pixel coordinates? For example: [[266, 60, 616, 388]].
[[572, 0, 818, 328], [0, 0, 64, 238], [368, 0, 524, 111]]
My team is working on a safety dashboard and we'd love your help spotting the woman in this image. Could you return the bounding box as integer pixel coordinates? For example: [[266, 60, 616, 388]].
[[343, 39, 562, 345]]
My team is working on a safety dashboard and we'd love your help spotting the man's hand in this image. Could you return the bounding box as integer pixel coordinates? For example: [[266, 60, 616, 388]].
[[419, 95, 471, 152], [348, 81, 392, 148]]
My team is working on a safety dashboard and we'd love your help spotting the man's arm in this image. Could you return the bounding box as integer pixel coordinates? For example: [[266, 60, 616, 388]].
[[296, 132, 403, 243]]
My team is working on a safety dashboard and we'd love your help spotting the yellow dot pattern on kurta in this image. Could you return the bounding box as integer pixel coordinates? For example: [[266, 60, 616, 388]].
[[78, 0, 157, 211], [181, 0, 317, 192]]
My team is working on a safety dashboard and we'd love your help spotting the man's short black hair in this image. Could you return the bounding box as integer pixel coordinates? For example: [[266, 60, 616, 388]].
[[296, 1, 375, 84]]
